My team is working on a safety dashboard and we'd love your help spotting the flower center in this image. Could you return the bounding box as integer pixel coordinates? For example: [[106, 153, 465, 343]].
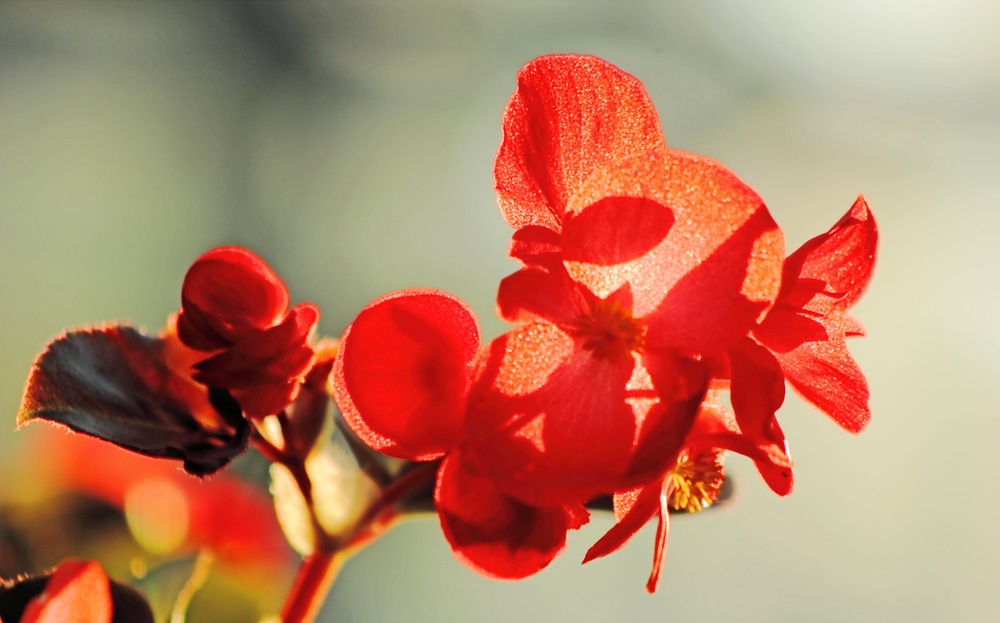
[[667, 449, 726, 513], [569, 298, 645, 361]]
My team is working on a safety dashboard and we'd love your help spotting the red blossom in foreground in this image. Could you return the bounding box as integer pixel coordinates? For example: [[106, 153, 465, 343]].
[[479, 55, 790, 504], [333, 54, 876, 588], [485, 54, 876, 588], [177, 246, 320, 418], [333, 289, 589, 579]]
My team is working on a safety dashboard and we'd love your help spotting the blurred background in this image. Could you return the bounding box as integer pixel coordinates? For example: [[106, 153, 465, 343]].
[[2, 1, 998, 621]]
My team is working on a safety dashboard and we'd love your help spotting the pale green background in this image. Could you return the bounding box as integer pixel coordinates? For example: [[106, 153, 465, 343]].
[[2, 1, 998, 621]]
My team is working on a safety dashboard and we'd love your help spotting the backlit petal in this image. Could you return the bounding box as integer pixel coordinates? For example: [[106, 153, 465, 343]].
[[565, 149, 783, 355], [466, 323, 636, 505], [687, 394, 793, 496], [21, 559, 112, 623], [582, 483, 660, 564], [495, 55, 666, 230], [770, 312, 871, 433], [777, 196, 877, 315], [728, 338, 786, 446], [334, 290, 480, 460], [496, 265, 592, 328]]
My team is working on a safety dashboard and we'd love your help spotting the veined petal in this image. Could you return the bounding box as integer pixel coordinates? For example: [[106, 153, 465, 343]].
[[777, 196, 877, 315], [334, 290, 480, 461], [561, 196, 674, 266], [769, 312, 870, 433], [565, 149, 783, 354], [436, 449, 587, 580], [180, 247, 290, 340], [495, 55, 666, 230], [466, 323, 636, 505]]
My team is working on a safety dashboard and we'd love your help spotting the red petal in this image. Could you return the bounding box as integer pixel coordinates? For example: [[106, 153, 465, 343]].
[[561, 196, 675, 266], [436, 449, 587, 580], [582, 482, 660, 563], [624, 352, 708, 484], [333, 290, 480, 461], [768, 312, 871, 433], [466, 323, 637, 505], [645, 488, 671, 593], [494, 55, 666, 230], [508, 225, 563, 268], [180, 247, 291, 340], [686, 394, 793, 496], [564, 149, 783, 354], [777, 196, 877, 315], [728, 338, 786, 445], [21, 559, 112, 623], [193, 303, 318, 389], [496, 265, 592, 328], [231, 381, 299, 419]]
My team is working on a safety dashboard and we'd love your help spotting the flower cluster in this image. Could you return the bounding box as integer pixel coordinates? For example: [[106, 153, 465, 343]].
[[11, 54, 877, 611], [333, 54, 876, 589]]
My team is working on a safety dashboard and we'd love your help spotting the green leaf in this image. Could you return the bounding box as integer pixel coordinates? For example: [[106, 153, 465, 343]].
[[18, 325, 249, 477]]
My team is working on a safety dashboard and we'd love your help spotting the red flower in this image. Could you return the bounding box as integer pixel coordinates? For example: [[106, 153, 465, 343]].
[[333, 289, 588, 579], [176, 246, 319, 418], [334, 54, 876, 588], [474, 55, 789, 506], [484, 54, 875, 588]]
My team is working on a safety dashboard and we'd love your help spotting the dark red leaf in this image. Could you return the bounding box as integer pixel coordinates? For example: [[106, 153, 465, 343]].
[[17, 325, 249, 477]]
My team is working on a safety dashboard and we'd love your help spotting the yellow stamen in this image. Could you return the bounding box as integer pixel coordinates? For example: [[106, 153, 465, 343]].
[[667, 449, 725, 513]]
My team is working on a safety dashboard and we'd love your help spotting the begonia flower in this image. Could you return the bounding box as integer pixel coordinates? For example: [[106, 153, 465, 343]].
[[333, 289, 588, 579], [479, 55, 788, 506], [177, 246, 319, 418], [481, 53, 875, 589]]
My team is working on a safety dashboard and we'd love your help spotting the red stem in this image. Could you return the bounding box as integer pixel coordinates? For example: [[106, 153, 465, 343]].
[[276, 458, 440, 622], [280, 547, 343, 623]]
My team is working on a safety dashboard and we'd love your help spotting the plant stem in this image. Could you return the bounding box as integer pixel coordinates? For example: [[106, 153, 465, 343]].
[[280, 547, 344, 623]]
